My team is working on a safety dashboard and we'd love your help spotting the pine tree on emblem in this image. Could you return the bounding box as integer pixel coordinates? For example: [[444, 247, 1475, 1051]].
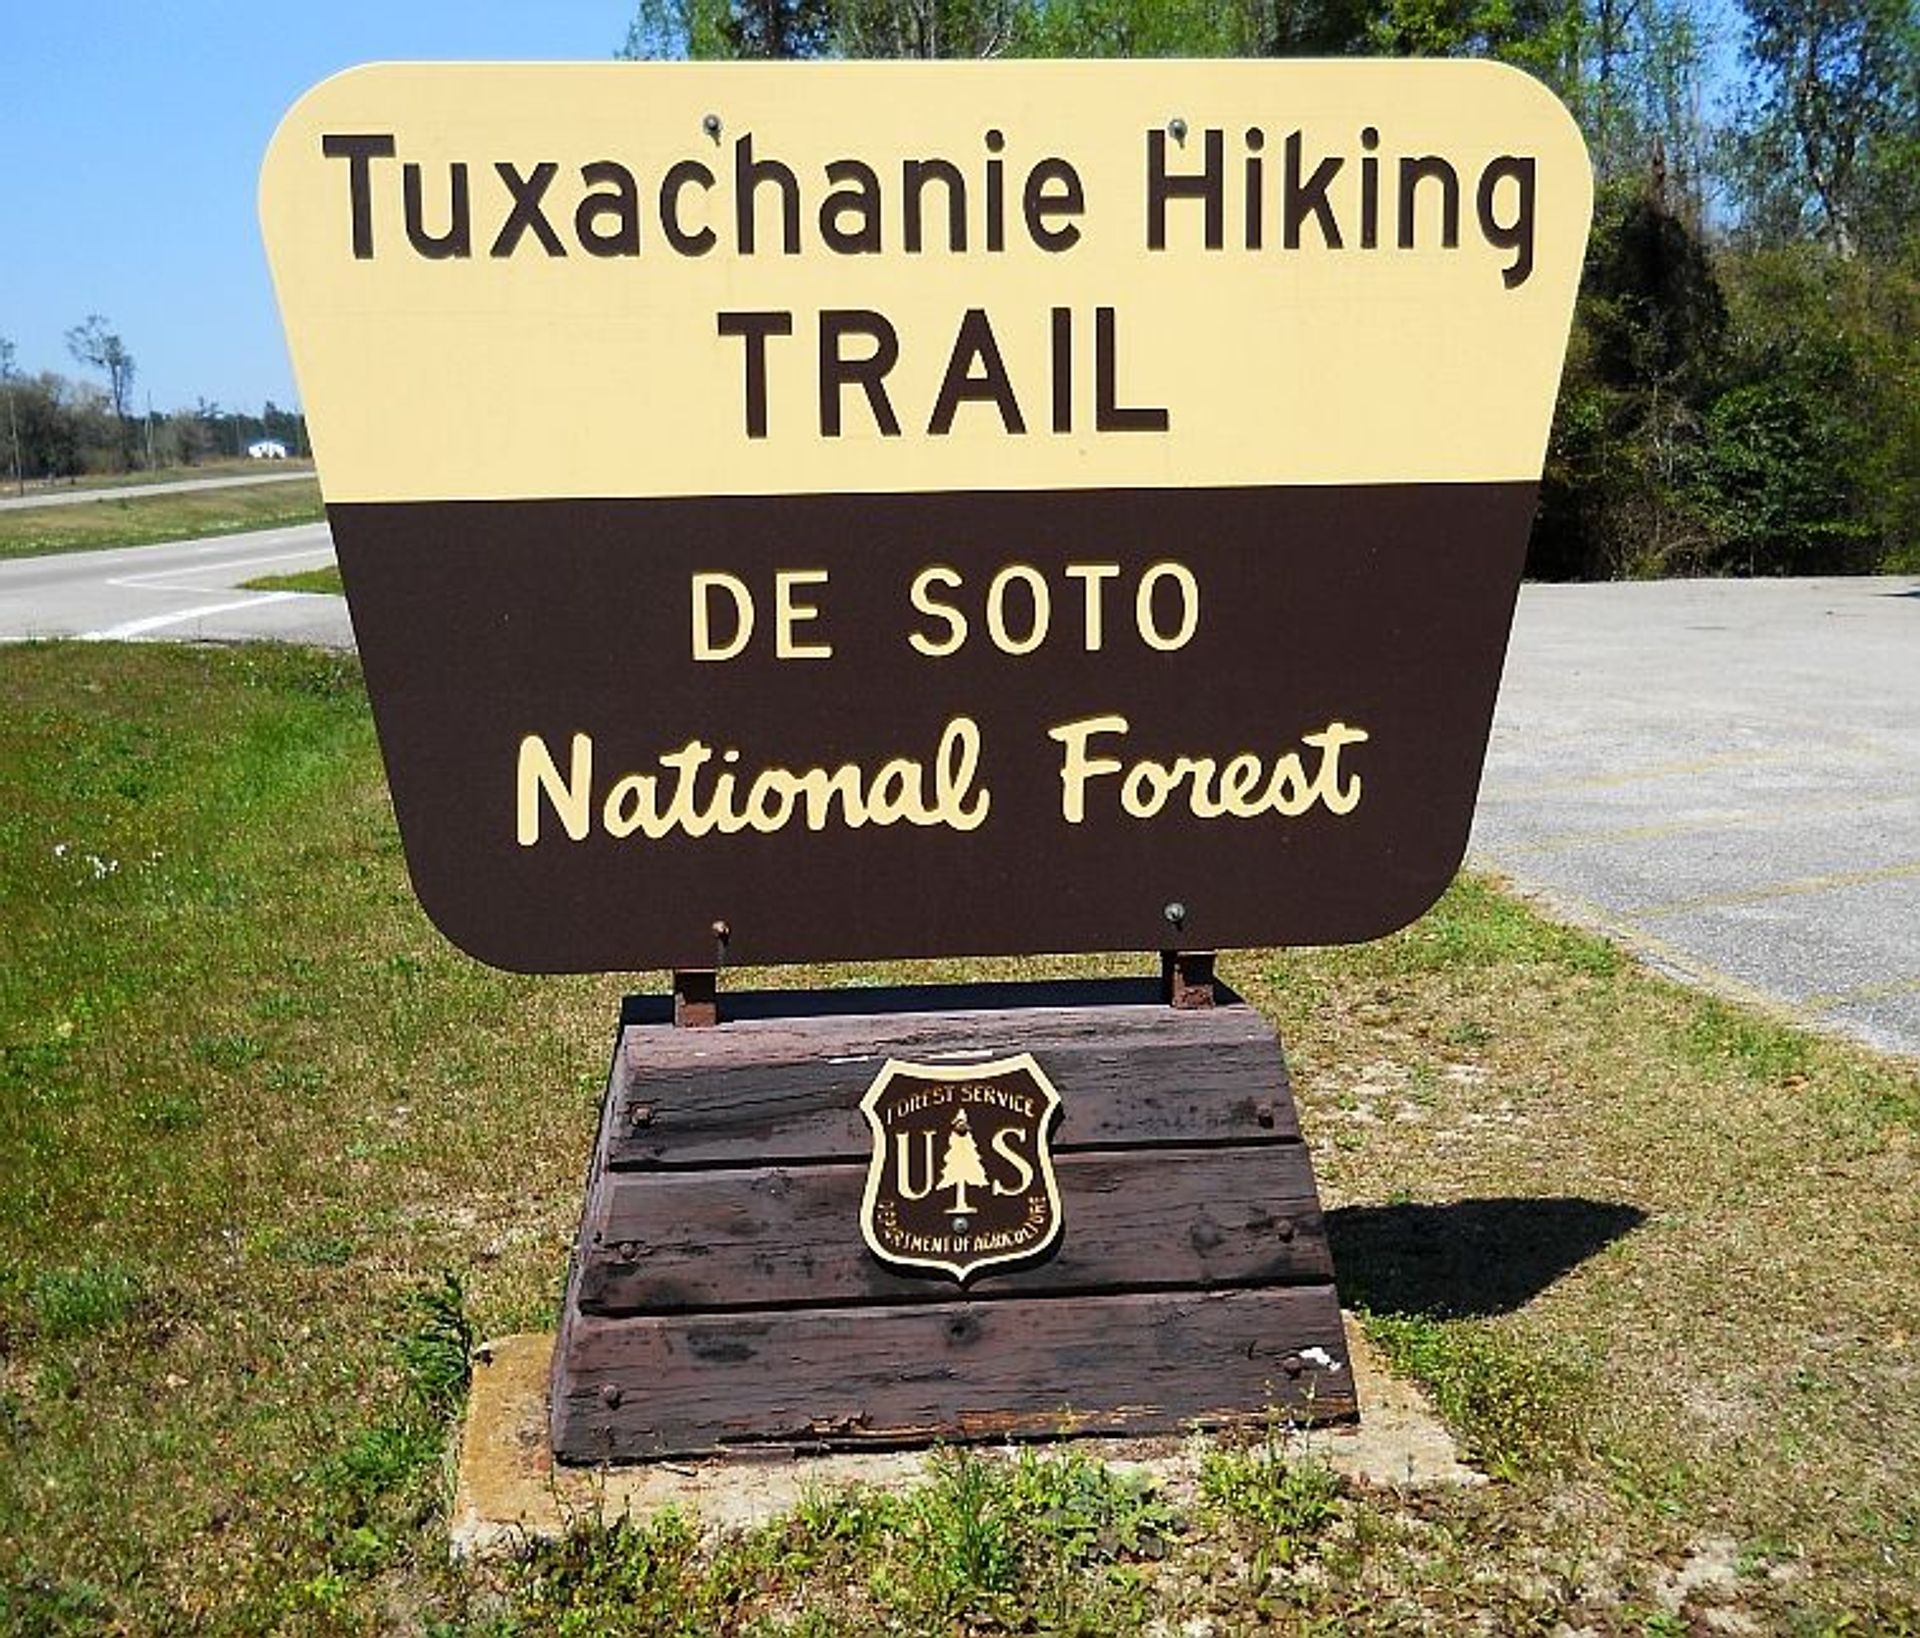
[[937, 1110, 989, 1217]]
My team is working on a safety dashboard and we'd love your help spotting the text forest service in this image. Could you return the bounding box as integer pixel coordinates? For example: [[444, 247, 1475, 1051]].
[[859, 1054, 1065, 1284], [260, 59, 1591, 973]]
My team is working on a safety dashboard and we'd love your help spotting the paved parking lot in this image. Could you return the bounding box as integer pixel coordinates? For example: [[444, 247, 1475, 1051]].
[[1471, 576, 1920, 1058]]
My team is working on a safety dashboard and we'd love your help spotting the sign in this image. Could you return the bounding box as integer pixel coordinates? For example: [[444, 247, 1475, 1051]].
[[859, 1054, 1064, 1282], [260, 61, 1591, 972]]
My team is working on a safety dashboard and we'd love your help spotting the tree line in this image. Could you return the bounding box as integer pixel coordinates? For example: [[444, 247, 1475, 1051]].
[[621, 0, 1918, 579], [0, 318, 308, 494]]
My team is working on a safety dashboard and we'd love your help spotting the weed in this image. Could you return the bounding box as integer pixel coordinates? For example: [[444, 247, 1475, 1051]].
[[1736, 1535, 1792, 1576], [1363, 1313, 1589, 1479], [0, 1574, 112, 1634], [264, 1062, 326, 1096], [129, 1092, 202, 1133], [905, 1447, 1021, 1611], [506, 1509, 731, 1635], [815, 1448, 1180, 1632], [189, 1036, 263, 1075], [239, 563, 343, 596], [1006, 1446, 1179, 1561], [783, 1481, 908, 1564], [314, 1271, 474, 1569], [1445, 1017, 1495, 1049], [1682, 999, 1813, 1083], [26, 1262, 142, 1340], [282, 1233, 355, 1268], [326, 1420, 444, 1516], [1603, 1448, 1697, 1518], [1199, 1435, 1342, 1563], [399, 1271, 475, 1423]]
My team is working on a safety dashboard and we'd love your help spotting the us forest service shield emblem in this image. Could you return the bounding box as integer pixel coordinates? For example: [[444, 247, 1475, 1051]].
[[859, 1054, 1064, 1282]]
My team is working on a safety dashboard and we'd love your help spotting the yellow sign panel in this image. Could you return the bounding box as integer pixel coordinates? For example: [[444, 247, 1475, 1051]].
[[262, 59, 1590, 505]]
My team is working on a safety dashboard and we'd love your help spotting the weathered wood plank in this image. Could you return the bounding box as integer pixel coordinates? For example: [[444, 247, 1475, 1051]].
[[551, 1286, 1355, 1462], [579, 1144, 1331, 1313], [610, 1005, 1295, 1169], [552, 983, 1348, 1465], [621, 989, 1271, 1073]]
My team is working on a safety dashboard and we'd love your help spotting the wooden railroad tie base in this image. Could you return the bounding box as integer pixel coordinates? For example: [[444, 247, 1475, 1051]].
[[551, 976, 1356, 1464]]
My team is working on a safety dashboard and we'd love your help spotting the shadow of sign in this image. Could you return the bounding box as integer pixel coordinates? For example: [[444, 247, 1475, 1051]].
[[1327, 1197, 1646, 1319]]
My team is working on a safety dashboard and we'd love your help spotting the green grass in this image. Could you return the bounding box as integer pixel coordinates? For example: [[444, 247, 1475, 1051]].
[[5, 457, 311, 494], [1, 641, 1916, 1634], [1361, 1312, 1591, 1480], [239, 562, 343, 595], [0, 478, 323, 560], [24, 1262, 146, 1340], [502, 1448, 1182, 1636], [1198, 1434, 1342, 1550]]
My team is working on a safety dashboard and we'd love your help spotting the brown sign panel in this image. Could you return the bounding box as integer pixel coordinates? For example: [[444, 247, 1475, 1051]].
[[859, 1054, 1064, 1282], [261, 62, 1591, 972]]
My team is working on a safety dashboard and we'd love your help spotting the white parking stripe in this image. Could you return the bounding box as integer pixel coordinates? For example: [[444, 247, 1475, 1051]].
[[80, 592, 303, 640], [110, 547, 336, 590]]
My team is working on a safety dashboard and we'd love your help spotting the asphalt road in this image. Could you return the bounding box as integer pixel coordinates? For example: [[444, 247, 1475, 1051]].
[[2, 531, 1915, 1057], [0, 523, 352, 646], [0, 468, 315, 512], [1471, 575, 1920, 1059]]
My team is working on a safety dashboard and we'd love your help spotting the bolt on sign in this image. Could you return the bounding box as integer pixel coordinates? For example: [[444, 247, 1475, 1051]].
[[260, 61, 1591, 974]]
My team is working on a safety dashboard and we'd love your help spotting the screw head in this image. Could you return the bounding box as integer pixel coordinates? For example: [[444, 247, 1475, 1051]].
[[1164, 901, 1187, 926], [1168, 116, 1188, 143], [702, 113, 722, 139]]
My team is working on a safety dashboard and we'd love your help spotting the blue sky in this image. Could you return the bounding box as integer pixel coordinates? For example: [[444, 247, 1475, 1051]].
[[0, 3, 637, 415]]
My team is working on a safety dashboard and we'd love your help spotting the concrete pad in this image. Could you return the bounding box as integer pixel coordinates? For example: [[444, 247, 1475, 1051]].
[[449, 1320, 1480, 1560]]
